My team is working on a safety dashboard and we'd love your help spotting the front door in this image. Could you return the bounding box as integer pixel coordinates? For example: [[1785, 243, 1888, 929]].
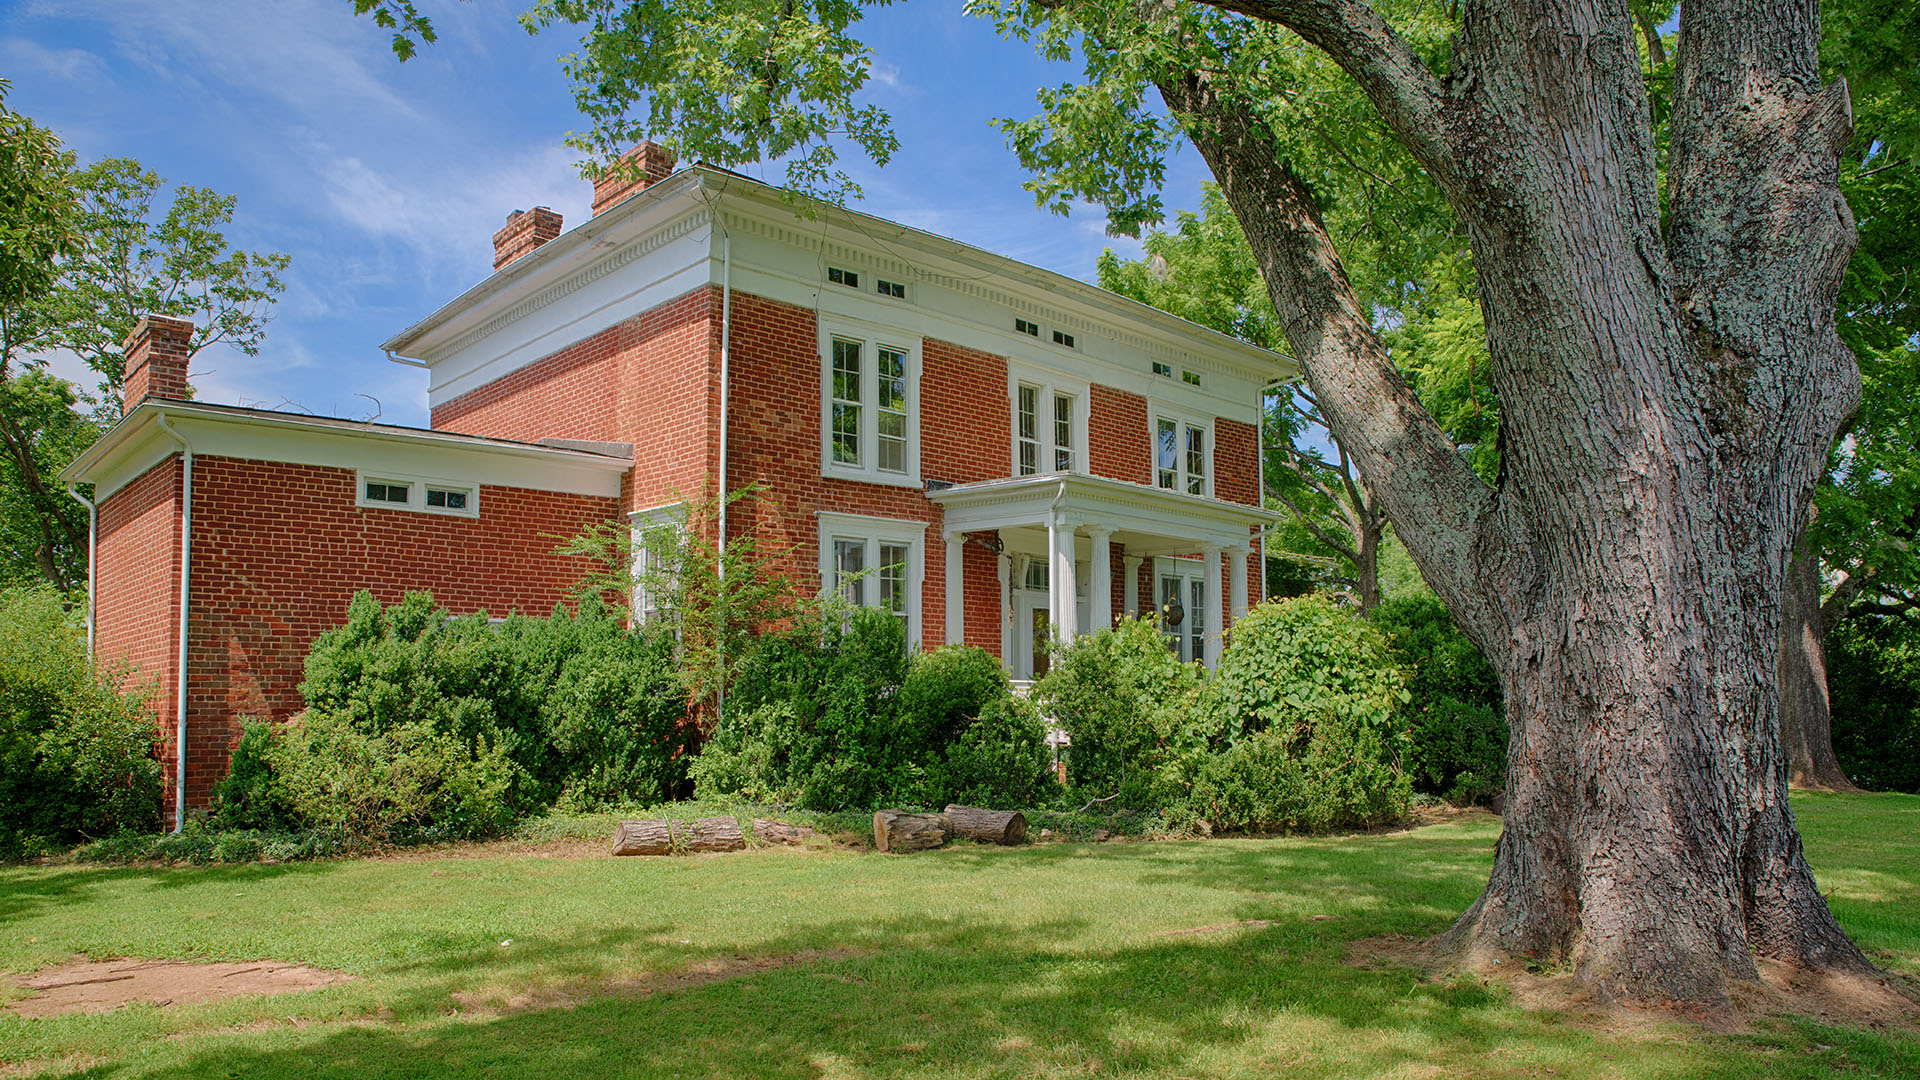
[[1015, 590, 1051, 680], [1157, 565, 1206, 665]]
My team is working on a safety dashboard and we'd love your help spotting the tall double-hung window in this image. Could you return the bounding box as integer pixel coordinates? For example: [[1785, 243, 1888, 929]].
[[1009, 366, 1087, 477], [1155, 414, 1210, 496], [819, 512, 923, 644], [823, 327, 918, 485]]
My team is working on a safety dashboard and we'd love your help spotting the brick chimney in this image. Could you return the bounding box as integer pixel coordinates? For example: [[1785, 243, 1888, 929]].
[[591, 142, 677, 218], [122, 315, 195, 408], [491, 205, 564, 270]]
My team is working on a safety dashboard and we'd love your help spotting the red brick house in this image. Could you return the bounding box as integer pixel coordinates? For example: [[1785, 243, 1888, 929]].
[[64, 147, 1293, 828]]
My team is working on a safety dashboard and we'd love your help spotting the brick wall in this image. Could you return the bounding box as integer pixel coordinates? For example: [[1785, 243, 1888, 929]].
[[724, 292, 1018, 651], [431, 286, 718, 515], [1214, 416, 1259, 507], [94, 456, 182, 804], [1089, 383, 1151, 485], [97, 453, 623, 809]]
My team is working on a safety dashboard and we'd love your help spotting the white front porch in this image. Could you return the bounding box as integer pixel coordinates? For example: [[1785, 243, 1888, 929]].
[[928, 473, 1278, 677]]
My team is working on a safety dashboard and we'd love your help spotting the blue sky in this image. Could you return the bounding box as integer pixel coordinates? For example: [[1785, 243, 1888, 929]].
[[3, 0, 1215, 427]]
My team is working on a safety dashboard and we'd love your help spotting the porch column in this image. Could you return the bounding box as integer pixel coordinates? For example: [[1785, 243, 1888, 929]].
[[1049, 518, 1077, 648], [1201, 544, 1224, 669], [1123, 554, 1143, 619], [944, 531, 965, 647], [1087, 526, 1114, 630], [997, 551, 1013, 662], [1229, 545, 1250, 624]]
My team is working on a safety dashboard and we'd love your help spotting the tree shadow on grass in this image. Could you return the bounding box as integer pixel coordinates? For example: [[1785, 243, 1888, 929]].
[[95, 907, 1920, 1080], [0, 860, 344, 927]]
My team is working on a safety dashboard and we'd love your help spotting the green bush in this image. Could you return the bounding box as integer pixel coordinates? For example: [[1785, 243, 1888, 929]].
[[272, 708, 516, 842], [296, 590, 692, 822], [930, 696, 1053, 809], [703, 605, 919, 809], [1185, 726, 1410, 833], [899, 644, 1011, 747], [0, 586, 161, 856], [208, 719, 291, 831], [1828, 616, 1920, 792], [1191, 596, 1411, 830], [1206, 596, 1408, 743], [1371, 595, 1508, 804], [1034, 617, 1207, 805]]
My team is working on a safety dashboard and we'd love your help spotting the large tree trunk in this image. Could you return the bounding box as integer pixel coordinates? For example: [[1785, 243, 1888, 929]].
[[1779, 543, 1859, 790], [1174, 0, 1875, 1008]]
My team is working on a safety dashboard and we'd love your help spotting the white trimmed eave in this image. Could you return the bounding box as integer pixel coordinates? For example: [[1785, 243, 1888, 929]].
[[62, 401, 632, 502], [707, 172, 1298, 387], [926, 471, 1277, 556], [381, 169, 715, 360]]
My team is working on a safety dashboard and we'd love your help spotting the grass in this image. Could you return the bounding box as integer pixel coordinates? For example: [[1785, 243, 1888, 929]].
[[0, 794, 1915, 1078]]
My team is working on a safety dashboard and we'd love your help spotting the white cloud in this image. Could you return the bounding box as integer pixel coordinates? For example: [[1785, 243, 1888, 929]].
[[0, 36, 109, 82]]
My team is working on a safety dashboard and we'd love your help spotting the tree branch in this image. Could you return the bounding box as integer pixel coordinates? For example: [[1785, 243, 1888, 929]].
[[1184, 0, 1457, 186], [1265, 481, 1362, 565], [1159, 70, 1512, 640]]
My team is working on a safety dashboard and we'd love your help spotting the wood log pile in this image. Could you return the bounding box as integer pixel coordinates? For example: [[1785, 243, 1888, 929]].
[[873, 805, 1028, 853]]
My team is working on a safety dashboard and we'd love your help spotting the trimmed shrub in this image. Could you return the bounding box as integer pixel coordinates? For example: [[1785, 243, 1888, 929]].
[[1034, 617, 1207, 805], [1372, 595, 1508, 804], [0, 586, 161, 856], [1206, 596, 1408, 743], [1194, 596, 1411, 830]]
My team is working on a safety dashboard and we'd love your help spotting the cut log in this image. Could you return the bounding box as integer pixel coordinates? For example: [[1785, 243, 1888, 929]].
[[681, 817, 746, 853], [753, 818, 818, 846], [612, 820, 673, 856], [873, 810, 950, 853], [943, 805, 1027, 845]]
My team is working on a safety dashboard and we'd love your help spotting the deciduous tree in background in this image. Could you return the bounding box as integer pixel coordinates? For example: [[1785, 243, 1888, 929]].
[[0, 106, 289, 591], [355, 0, 1893, 1008]]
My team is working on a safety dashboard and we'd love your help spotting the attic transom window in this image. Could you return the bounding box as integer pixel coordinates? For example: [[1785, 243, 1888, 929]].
[[364, 481, 409, 504], [1152, 361, 1173, 378], [828, 266, 860, 288], [876, 279, 906, 299], [1182, 370, 1202, 386], [357, 471, 479, 517], [1052, 329, 1075, 348], [1015, 318, 1039, 336]]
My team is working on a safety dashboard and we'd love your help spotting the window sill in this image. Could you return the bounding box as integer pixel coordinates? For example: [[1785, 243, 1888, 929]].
[[822, 464, 924, 490]]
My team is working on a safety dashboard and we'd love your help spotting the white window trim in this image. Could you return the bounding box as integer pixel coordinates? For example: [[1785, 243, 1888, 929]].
[[629, 502, 686, 623], [819, 318, 922, 489], [1148, 406, 1214, 498], [816, 511, 926, 648], [1006, 362, 1090, 477], [354, 470, 480, 518]]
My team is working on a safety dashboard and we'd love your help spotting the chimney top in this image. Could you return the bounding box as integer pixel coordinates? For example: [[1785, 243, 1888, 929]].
[[121, 315, 194, 411], [591, 142, 677, 218], [492, 205, 564, 271]]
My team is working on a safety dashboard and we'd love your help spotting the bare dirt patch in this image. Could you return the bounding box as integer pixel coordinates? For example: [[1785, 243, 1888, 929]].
[[1350, 934, 1920, 1035], [449, 948, 854, 1015], [5, 958, 352, 1019]]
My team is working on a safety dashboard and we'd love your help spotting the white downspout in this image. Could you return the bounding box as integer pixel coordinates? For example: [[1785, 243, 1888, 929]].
[[154, 411, 194, 834], [715, 227, 732, 726], [65, 482, 98, 658]]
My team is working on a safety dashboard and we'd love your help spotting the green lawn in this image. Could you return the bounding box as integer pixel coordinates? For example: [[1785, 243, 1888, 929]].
[[2, 795, 1916, 1079]]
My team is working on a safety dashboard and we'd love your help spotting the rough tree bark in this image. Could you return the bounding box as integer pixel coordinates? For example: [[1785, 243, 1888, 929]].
[[1778, 542, 1859, 790], [1174, 0, 1875, 1006]]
